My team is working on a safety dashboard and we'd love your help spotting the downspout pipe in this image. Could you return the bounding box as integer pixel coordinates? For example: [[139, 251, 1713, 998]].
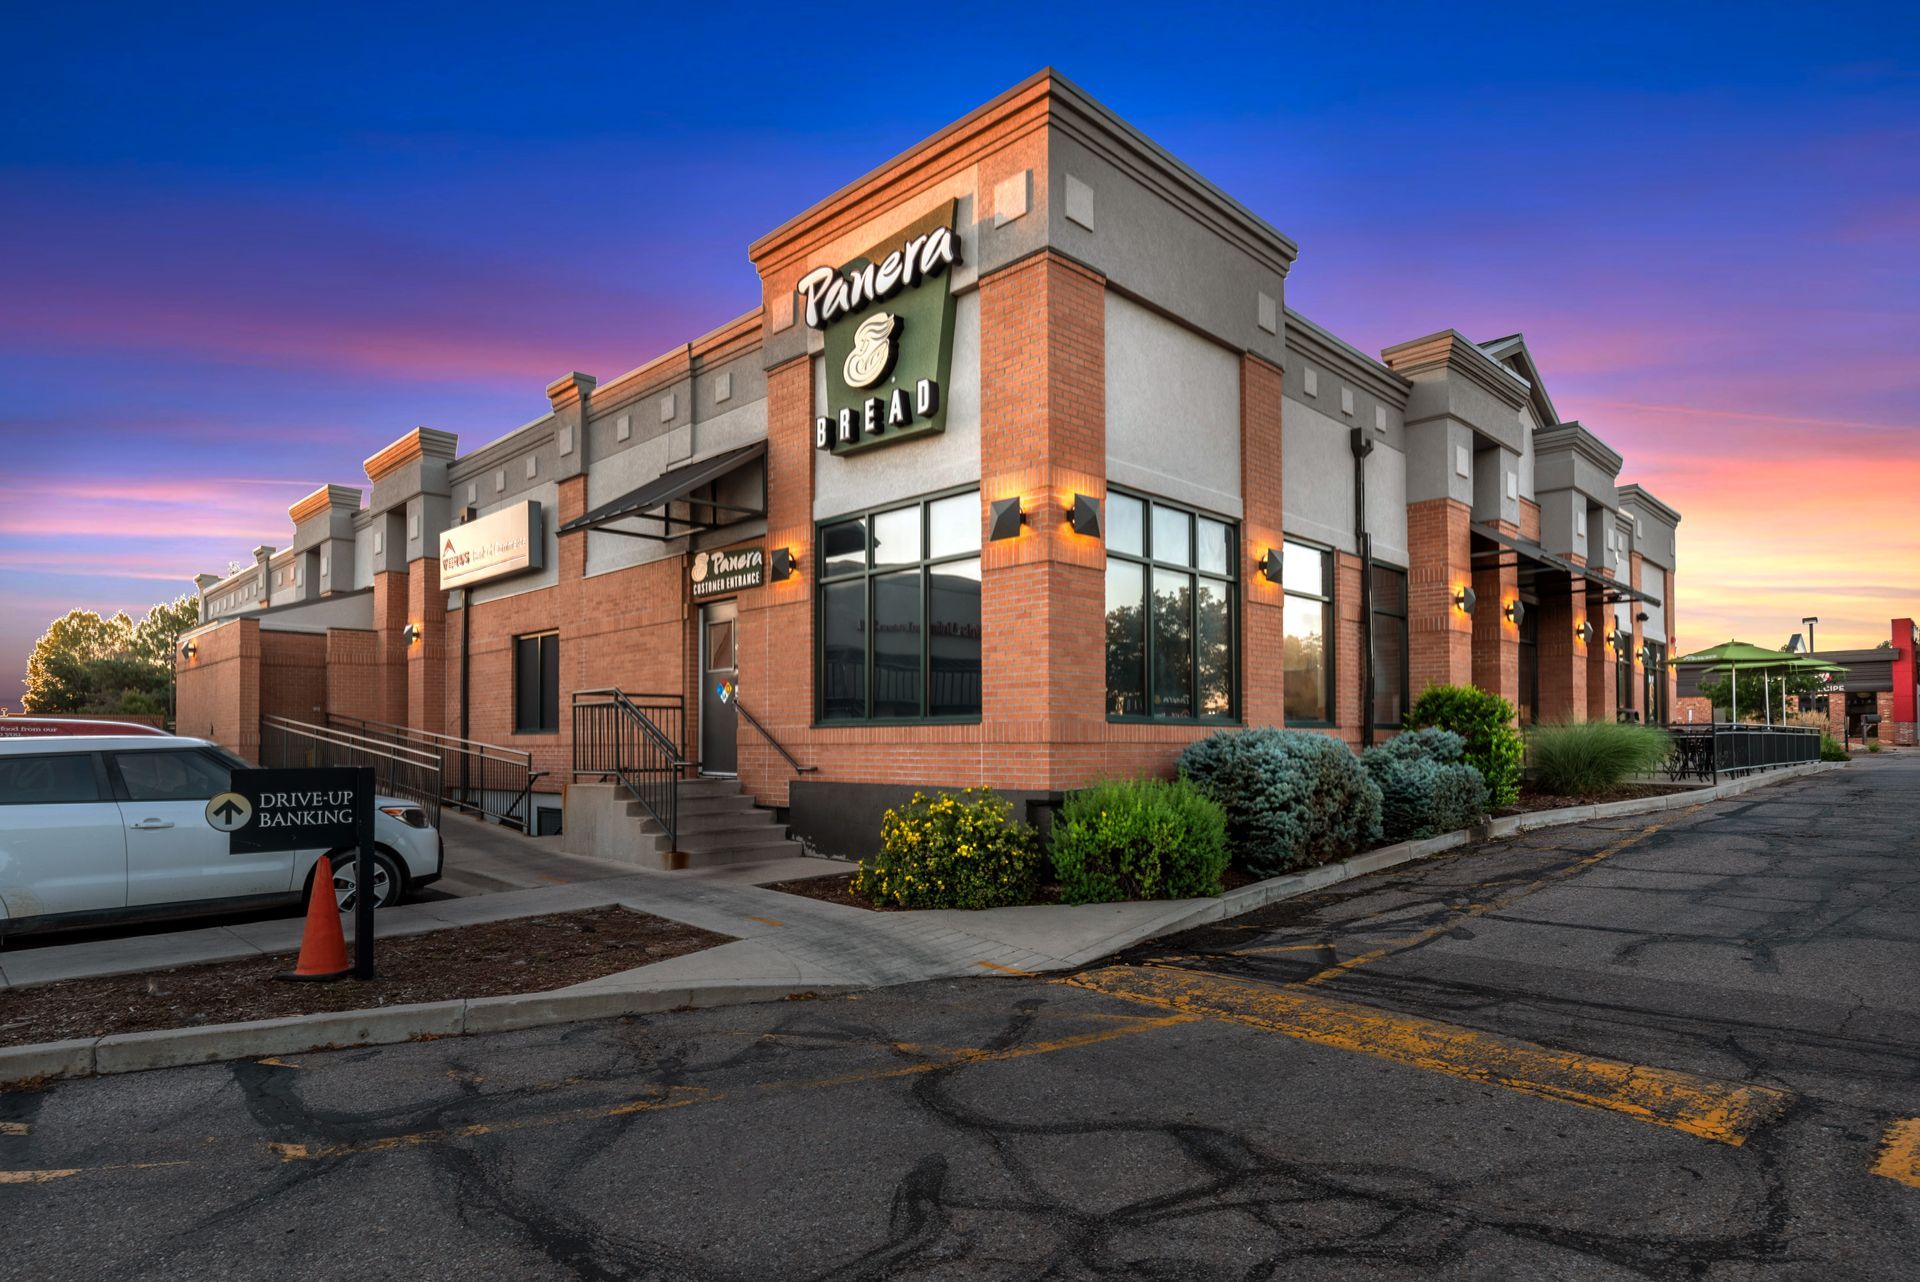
[[1352, 427, 1376, 749]]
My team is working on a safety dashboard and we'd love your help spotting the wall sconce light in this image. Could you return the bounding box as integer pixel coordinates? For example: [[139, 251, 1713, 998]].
[[403, 623, 422, 646], [988, 497, 1026, 542], [1608, 626, 1625, 653], [1576, 620, 1595, 645], [1636, 645, 1649, 664], [1504, 599, 1526, 627], [770, 547, 798, 582], [1636, 610, 1650, 623], [1066, 493, 1103, 538], [1258, 549, 1282, 584], [1453, 586, 1477, 615], [179, 640, 196, 659]]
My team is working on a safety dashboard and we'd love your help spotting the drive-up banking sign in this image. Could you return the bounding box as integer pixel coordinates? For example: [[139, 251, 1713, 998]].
[[807, 200, 961, 456]]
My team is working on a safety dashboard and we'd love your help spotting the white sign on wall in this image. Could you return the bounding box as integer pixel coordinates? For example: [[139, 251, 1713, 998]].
[[441, 500, 543, 590]]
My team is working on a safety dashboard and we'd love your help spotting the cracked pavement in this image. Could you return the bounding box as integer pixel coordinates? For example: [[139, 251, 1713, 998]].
[[3, 757, 1917, 1279]]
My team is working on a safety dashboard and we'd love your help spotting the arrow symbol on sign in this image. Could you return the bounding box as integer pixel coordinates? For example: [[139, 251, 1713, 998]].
[[213, 799, 246, 823]]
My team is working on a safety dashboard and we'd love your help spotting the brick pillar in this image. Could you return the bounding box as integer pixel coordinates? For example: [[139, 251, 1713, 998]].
[[1537, 577, 1587, 723], [1664, 569, 1679, 718], [1891, 618, 1917, 745], [1407, 497, 1473, 697], [1828, 685, 1848, 740], [1240, 355, 1285, 727], [558, 475, 588, 583], [1334, 551, 1364, 746], [406, 556, 445, 734], [1472, 533, 1520, 714], [372, 568, 409, 725], [1627, 552, 1645, 721], [978, 251, 1107, 791], [1586, 582, 1617, 723]]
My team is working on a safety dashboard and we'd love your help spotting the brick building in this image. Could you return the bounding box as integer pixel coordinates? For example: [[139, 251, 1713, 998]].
[[1675, 618, 1918, 744], [175, 70, 1682, 856]]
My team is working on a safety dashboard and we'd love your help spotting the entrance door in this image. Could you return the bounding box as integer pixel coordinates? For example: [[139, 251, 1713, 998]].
[[700, 602, 739, 776]]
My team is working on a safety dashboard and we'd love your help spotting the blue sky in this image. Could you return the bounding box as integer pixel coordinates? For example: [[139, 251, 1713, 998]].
[[3, 1, 1916, 702]]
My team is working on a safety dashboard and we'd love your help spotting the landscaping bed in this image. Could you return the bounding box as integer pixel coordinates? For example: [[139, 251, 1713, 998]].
[[1501, 782, 1690, 814], [0, 907, 732, 1048], [768, 866, 1262, 913]]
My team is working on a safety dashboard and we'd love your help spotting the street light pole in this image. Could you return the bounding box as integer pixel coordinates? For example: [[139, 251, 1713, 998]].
[[1803, 616, 1819, 655]]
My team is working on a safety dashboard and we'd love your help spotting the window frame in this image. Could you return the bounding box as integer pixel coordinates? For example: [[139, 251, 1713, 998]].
[[1516, 595, 1540, 726], [513, 630, 561, 735], [1105, 487, 1240, 725], [1369, 561, 1410, 730], [1280, 536, 1336, 728], [104, 747, 232, 802], [814, 484, 983, 727]]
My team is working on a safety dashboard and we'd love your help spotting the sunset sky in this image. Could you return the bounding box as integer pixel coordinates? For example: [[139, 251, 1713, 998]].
[[2, 3, 1915, 704]]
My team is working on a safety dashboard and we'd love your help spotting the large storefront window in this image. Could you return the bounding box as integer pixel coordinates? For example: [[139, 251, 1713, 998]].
[[1105, 491, 1236, 721], [1643, 639, 1668, 725], [818, 490, 981, 723], [1282, 540, 1332, 725], [1371, 564, 1409, 728]]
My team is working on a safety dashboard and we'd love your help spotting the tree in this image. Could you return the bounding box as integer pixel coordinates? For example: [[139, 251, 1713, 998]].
[[20, 595, 198, 716], [1696, 668, 1825, 720]]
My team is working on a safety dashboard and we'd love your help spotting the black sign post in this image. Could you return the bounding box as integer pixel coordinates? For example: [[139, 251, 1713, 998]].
[[213, 766, 379, 979]]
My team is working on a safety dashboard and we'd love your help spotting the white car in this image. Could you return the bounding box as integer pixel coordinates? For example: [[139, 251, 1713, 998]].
[[0, 734, 443, 940]]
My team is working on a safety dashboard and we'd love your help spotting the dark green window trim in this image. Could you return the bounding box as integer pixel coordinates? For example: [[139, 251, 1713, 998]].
[[815, 484, 983, 726], [1370, 561, 1410, 730], [1105, 486, 1239, 724]]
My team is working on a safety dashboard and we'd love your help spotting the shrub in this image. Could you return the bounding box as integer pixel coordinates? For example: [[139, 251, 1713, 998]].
[[852, 788, 1040, 910], [1178, 729, 1382, 878], [1406, 685, 1524, 808], [1819, 734, 1850, 762], [1868, 739, 1882, 754], [1049, 778, 1229, 905], [1525, 721, 1672, 797], [1362, 729, 1489, 842]]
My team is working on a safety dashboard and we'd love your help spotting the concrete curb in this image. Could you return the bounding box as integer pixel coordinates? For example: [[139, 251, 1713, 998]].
[[0, 761, 1835, 1086]]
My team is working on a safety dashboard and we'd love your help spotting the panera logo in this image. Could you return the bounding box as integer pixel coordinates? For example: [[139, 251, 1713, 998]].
[[691, 546, 764, 600]]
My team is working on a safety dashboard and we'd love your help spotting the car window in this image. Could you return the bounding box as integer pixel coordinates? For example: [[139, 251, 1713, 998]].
[[114, 750, 232, 802], [0, 753, 101, 805]]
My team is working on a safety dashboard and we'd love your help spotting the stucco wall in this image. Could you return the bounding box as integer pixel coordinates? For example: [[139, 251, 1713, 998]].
[[1105, 291, 1241, 517]]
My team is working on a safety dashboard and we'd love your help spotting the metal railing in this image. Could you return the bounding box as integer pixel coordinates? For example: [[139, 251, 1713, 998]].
[[571, 690, 688, 847], [735, 699, 817, 775], [1664, 722, 1821, 784], [260, 715, 443, 828], [330, 713, 545, 832]]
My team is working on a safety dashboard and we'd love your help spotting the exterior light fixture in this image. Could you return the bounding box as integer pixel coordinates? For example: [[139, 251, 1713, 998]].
[[1067, 493, 1103, 538], [1576, 620, 1595, 645], [403, 623, 422, 646], [770, 547, 798, 582], [1636, 610, 1650, 623], [1608, 626, 1625, 652], [988, 497, 1026, 542], [180, 640, 196, 659], [1504, 599, 1526, 627], [1258, 549, 1282, 584], [1636, 645, 1649, 664], [1453, 586, 1476, 615]]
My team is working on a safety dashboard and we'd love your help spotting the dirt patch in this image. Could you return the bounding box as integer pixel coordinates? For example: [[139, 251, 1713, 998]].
[[0, 907, 732, 1049], [1501, 783, 1695, 814], [768, 865, 1263, 913]]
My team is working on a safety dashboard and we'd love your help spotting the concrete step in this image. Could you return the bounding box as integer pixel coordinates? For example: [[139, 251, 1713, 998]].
[[675, 812, 789, 837], [625, 793, 759, 819], [670, 839, 807, 868], [675, 827, 799, 855]]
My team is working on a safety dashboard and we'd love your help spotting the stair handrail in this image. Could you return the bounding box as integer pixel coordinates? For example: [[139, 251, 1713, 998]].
[[327, 712, 545, 830], [733, 698, 817, 775], [571, 688, 685, 847]]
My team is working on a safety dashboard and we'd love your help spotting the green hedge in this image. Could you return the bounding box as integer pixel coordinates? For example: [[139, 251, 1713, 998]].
[[1819, 734, 1850, 762], [1362, 728, 1489, 842], [852, 788, 1041, 909], [1178, 728, 1382, 878], [1406, 685, 1523, 808], [1524, 721, 1671, 797], [1049, 778, 1229, 905]]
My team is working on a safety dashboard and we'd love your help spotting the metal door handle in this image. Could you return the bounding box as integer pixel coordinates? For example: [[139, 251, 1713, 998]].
[[130, 819, 175, 830]]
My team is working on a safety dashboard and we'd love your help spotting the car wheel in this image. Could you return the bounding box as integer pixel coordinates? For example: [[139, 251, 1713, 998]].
[[311, 850, 404, 912]]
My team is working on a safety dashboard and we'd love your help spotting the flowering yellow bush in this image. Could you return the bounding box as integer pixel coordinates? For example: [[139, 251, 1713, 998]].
[[851, 787, 1040, 910]]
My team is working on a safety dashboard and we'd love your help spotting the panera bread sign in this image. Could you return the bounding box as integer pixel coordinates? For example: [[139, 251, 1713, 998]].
[[690, 546, 763, 600], [441, 500, 543, 590]]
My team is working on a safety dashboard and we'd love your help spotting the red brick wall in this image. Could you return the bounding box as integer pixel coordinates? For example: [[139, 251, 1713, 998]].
[[1627, 552, 1645, 720], [407, 556, 446, 736], [1665, 569, 1679, 717], [372, 569, 409, 725], [174, 618, 260, 757], [1329, 550, 1364, 747], [1586, 583, 1617, 723], [326, 629, 380, 726], [260, 631, 327, 727], [1240, 354, 1286, 728], [1407, 498, 1473, 697], [1537, 573, 1588, 723], [1472, 524, 1521, 715]]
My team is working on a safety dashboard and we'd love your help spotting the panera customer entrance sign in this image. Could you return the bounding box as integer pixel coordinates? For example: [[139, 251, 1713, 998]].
[[691, 546, 764, 601], [441, 500, 543, 590]]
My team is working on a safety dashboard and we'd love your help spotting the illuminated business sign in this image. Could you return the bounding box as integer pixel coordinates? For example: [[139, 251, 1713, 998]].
[[441, 500, 543, 590], [807, 201, 960, 456], [691, 546, 764, 600]]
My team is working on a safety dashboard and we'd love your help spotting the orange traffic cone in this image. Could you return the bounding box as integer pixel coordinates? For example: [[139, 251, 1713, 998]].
[[276, 855, 351, 982]]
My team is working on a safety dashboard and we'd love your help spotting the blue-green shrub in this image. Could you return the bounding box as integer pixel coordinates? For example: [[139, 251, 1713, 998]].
[[1362, 729, 1489, 843], [1049, 778, 1229, 905], [1406, 685, 1524, 808], [1178, 729, 1382, 877]]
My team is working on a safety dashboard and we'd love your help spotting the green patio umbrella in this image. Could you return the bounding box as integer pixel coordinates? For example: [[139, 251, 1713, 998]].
[[1675, 640, 1797, 723]]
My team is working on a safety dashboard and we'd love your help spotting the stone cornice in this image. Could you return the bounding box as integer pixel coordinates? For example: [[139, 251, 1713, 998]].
[[591, 309, 763, 416], [1379, 330, 1530, 410], [288, 483, 362, 525], [544, 371, 597, 412], [447, 415, 556, 480], [1284, 308, 1411, 406], [363, 427, 459, 483], [1618, 483, 1682, 526], [1534, 421, 1624, 479]]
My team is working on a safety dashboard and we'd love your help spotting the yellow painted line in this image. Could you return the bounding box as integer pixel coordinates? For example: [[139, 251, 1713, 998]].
[[1299, 819, 1678, 988], [745, 916, 786, 928], [0, 1121, 28, 1136], [255, 1057, 300, 1070], [0, 1161, 186, 1185], [267, 1012, 1191, 1164], [1229, 943, 1334, 957], [1069, 965, 1788, 1146], [975, 960, 1037, 977], [1871, 1118, 1920, 1189]]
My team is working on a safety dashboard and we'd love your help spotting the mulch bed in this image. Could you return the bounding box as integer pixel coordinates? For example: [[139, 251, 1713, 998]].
[[767, 864, 1263, 913], [0, 907, 733, 1049], [1499, 783, 1691, 814]]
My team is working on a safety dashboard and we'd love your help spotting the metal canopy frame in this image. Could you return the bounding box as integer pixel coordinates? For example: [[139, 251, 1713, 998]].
[[559, 441, 767, 543], [1469, 523, 1661, 606]]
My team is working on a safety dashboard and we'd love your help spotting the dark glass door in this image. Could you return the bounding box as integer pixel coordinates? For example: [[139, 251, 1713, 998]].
[[700, 603, 738, 776]]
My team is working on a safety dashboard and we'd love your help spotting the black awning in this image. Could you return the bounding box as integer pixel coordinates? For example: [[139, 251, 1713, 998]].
[[560, 441, 766, 541], [1470, 522, 1661, 605]]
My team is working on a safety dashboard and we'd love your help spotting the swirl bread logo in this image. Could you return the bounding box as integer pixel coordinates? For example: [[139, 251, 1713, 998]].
[[842, 312, 898, 389], [690, 552, 710, 583]]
